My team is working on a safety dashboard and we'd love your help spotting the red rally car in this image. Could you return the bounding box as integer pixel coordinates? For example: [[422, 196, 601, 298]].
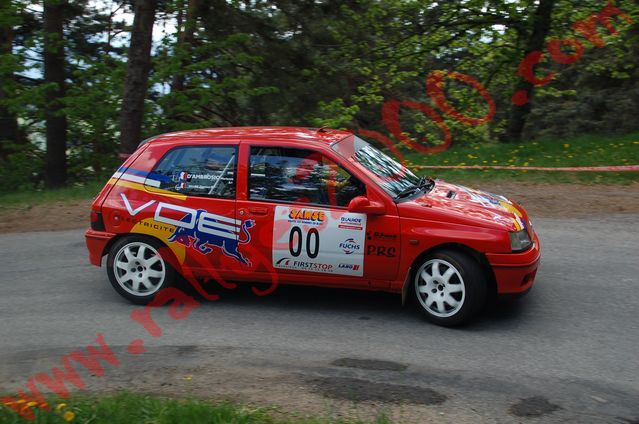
[[85, 127, 540, 326]]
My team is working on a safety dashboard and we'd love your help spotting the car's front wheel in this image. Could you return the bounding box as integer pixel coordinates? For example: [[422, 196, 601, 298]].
[[413, 249, 486, 326], [106, 235, 176, 304]]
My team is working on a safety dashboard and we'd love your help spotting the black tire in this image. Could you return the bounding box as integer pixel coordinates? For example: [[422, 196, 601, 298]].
[[413, 249, 487, 327], [106, 235, 176, 305]]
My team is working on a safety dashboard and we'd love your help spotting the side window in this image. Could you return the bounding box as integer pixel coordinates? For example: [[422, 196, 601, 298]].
[[248, 147, 365, 207], [148, 146, 236, 198]]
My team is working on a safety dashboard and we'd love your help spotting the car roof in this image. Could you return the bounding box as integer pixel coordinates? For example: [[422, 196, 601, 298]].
[[144, 126, 352, 146]]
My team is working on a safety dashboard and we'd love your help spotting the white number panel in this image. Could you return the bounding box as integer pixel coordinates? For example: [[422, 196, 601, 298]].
[[272, 206, 367, 276]]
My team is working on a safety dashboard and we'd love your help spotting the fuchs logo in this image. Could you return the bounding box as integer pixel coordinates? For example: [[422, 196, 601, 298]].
[[120, 193, 254, 265], [339, 238, 360, 254], [338, 263, 360, 271]]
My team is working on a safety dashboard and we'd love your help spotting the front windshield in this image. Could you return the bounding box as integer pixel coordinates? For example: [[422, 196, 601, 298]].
[[332, 136, 421, 197]]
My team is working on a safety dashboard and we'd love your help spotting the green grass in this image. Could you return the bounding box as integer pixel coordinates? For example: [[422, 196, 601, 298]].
[[404, 132, 639, 184], [0, 392, 393, 424], [0, 181, 104, 209]]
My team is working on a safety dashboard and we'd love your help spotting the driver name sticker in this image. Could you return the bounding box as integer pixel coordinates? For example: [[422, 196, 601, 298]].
[[273, 206, 367, 276]]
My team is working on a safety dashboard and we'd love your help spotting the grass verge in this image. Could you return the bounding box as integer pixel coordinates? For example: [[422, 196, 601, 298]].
[[0, 181, 103, 210], [404, 132, 639, 184], [0, 392, 392, 424]]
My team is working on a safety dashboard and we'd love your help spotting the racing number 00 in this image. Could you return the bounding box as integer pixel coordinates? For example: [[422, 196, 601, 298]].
[[289, 226, 320, 259]]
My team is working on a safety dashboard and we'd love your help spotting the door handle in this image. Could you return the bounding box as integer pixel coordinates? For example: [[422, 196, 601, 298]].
[[248, 207, 268, 215]]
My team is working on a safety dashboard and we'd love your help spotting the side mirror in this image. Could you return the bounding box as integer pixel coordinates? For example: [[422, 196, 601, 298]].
[[347, 196, 386, 215]]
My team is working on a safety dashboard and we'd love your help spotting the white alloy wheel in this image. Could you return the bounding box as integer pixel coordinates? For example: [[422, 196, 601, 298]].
[[415, 258, 466, 318], [113, 241, 166, 297]]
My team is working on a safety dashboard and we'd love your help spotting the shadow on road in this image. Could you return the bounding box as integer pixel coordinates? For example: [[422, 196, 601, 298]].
[[179, 278, 534, 330]]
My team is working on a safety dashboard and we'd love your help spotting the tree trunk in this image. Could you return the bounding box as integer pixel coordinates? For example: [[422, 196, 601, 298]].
[[43, 0, 68, 187], [0, 23, 19, 161], [119, 0, 158, 154], [171, 0, 198, 93], [503, 0, 556, 143]]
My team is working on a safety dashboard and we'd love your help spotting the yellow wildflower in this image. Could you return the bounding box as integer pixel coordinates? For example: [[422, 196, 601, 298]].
[[26, 401, 38, 407], [184, 375, 193, 381], [523, 162, 529, 166], [63, 410, 76, 422], [563, 143, 570, 148]]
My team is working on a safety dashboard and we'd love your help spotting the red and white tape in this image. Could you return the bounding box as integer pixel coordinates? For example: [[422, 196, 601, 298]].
[[412, 164, 639, 172]]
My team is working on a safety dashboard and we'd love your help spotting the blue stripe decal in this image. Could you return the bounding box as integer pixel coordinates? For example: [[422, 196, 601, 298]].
[[147, 172, 172, 182], [125, 168, 150, 178]]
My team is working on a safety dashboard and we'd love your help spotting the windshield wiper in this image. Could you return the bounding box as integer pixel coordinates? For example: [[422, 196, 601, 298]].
[[394, 176, 435, 200]]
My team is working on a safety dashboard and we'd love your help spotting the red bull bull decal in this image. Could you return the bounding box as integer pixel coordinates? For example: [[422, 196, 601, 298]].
[[120, 193, 254, 266]]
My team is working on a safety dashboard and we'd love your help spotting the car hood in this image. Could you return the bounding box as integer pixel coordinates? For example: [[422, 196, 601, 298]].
[[398, 180, 529, 232]]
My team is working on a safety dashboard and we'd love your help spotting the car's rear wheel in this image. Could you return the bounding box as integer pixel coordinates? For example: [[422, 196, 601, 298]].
[[106, 235, 176, 304], [413, 249, 486, 326]]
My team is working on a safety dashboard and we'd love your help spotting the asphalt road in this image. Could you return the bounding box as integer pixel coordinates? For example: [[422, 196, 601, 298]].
[[1, 215, 638, 423]]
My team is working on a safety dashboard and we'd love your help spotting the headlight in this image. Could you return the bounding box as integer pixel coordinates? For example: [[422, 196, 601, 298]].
[[509, 229, 532, 252]]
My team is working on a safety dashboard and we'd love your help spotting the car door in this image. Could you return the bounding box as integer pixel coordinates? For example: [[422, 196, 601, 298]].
[[141, 143, 243, 275], [235, 142, 400, 288]]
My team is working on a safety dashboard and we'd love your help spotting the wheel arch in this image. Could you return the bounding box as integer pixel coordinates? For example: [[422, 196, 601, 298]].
[[103, 232, 182, 273], [402, 242, 497, 304]]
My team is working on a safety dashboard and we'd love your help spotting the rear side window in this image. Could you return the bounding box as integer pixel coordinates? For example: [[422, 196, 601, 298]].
[[147, 146, 236, 198]]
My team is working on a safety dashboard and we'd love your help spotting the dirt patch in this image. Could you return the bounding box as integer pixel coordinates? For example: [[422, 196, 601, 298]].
[[0, 183, 638, 233], [509, 396, 561, 417], [309, 376, 446, 405], [0, 200, 91, 233], [475, 182, 639, 218], [331, 357, 408, 372]]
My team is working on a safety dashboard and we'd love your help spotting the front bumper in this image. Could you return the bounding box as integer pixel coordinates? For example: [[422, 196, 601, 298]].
[[485, 234, 541, 294], [85, 229, 117, 266]]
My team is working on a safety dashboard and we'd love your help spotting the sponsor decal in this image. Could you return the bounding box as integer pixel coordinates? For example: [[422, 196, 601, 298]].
[[167, 211, 255, 266], [367, 231, 397, 241], [338, 263, 360, 271], [275, 257, 334, 272], [338, 215, 364, 230], [288, 208, 326, 224], [273, 206, 366, 276], [339, 238, 361, 254], [172, 171, 220, 182], [120, 193, 254, 265], [367, 245, 397, 257]]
